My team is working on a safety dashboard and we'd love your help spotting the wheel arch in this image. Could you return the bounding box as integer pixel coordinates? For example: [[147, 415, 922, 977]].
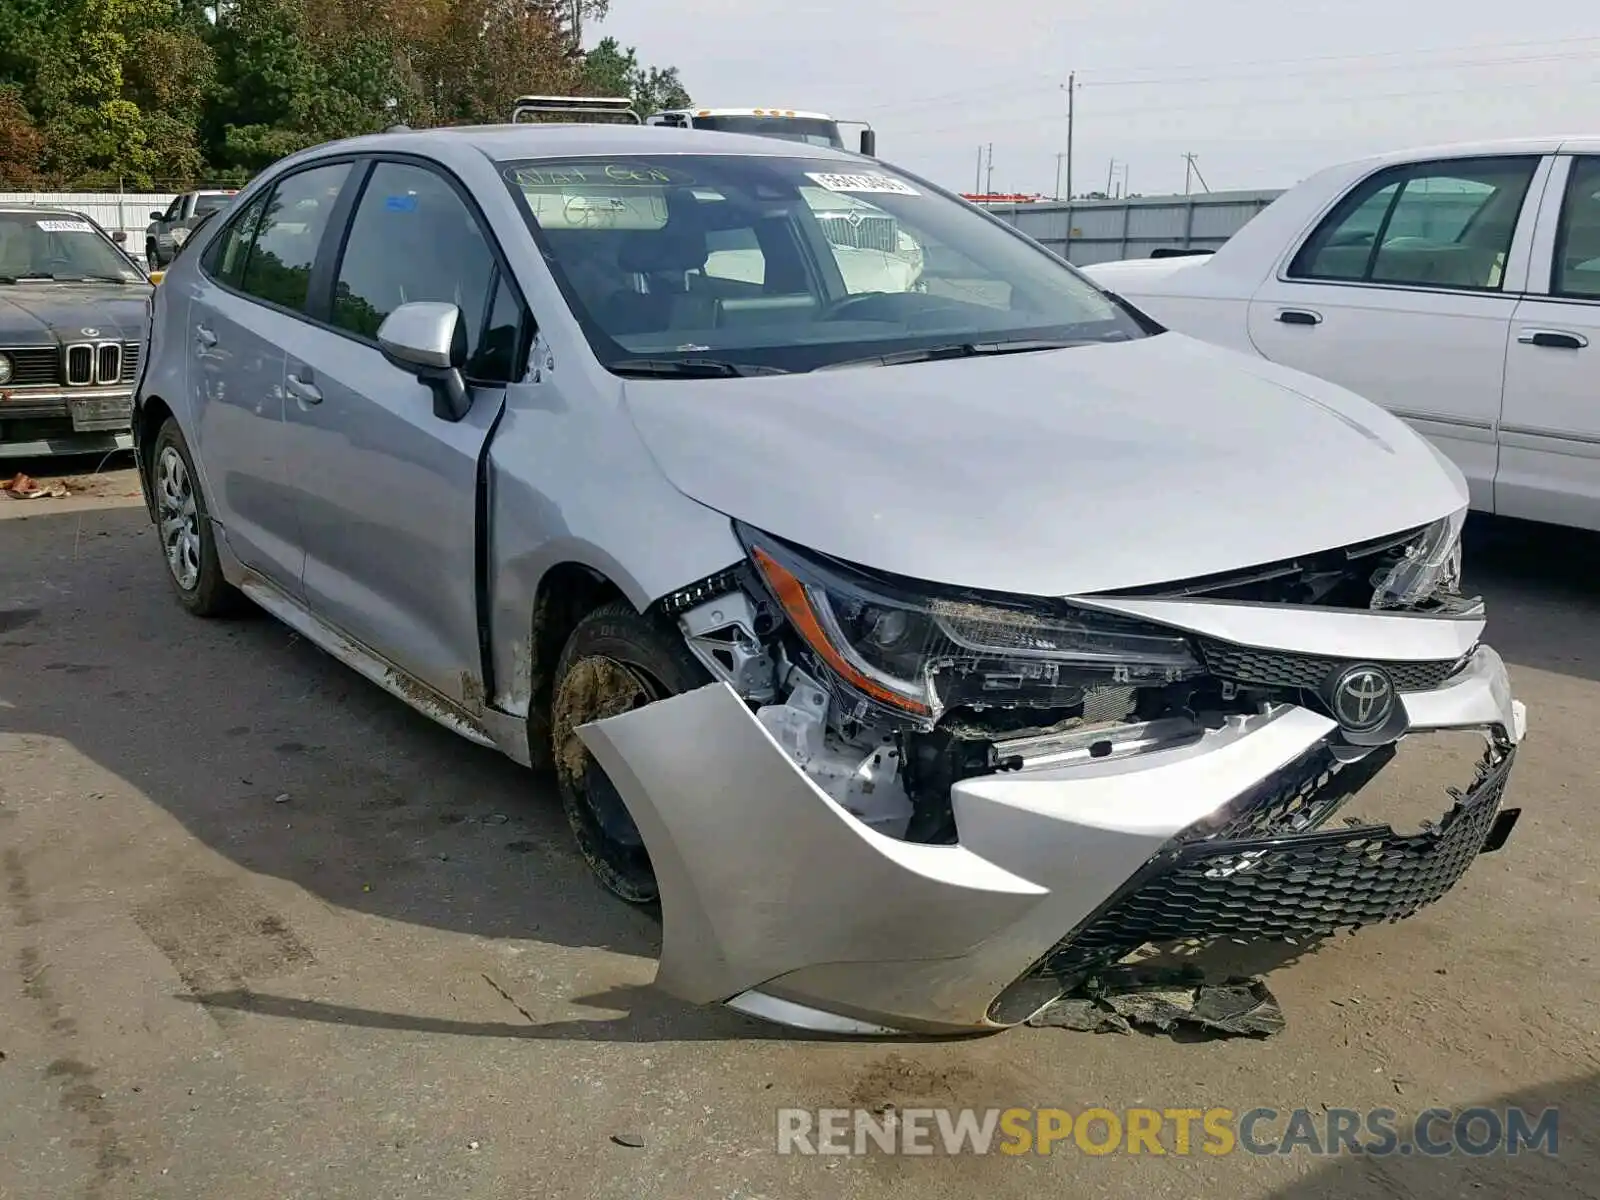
[[524, 560, 629, 770], [133, 393, 176, 523]]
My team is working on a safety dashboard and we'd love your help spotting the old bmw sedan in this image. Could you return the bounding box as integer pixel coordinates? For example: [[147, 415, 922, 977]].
[[133, 122, 1526, 1035], [1, 207, 150, 457]]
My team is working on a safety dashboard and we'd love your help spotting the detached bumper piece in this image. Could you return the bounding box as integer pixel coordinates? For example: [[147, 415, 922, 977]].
[[1031, 743, 1518, 988]]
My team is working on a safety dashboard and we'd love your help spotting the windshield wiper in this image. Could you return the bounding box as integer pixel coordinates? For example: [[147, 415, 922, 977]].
[[610, 357, 790, 378], [817, 338, 1096, 371], [0, 273, 53, 284]]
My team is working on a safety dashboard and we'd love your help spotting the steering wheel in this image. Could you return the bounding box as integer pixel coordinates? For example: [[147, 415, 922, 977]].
[[821, 292, 971, 325]]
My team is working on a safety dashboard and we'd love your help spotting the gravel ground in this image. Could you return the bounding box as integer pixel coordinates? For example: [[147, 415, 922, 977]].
[[1, 457, 1596, 1199]]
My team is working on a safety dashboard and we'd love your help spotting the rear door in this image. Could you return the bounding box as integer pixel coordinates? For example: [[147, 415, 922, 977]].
[[1247, 154, 1550, 511], [1497, 153, 1600, 529], [187, 161, 355, 593], [280, 157, 529, 707]]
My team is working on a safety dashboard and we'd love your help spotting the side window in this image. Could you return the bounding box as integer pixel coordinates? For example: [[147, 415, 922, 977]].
[[203, 194, 267, 289], [237, 162, 352, 313], [703, 227, 765, 285], [801, 188, 926, 297], [331, 161, 509, 377], [1290, 157, 1539, 290], [1554, 156, 1600, 300]]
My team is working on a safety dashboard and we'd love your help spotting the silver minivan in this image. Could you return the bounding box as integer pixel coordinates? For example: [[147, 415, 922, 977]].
[[133, 123, 1526, 1035]]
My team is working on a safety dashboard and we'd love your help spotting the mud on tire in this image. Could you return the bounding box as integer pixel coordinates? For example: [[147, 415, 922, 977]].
[[550, 599, 709, 905]]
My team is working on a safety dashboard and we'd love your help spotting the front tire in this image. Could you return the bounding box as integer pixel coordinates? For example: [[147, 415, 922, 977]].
[[550, 600, 709, 904], [146, 239, 160, 268], [150, 418, 243, 617]]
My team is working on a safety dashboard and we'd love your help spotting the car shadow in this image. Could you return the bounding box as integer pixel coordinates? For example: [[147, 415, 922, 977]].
[[0, 505, 660, 959], [1462, 513, 1600, 684], [1267, 1069, 1594, 1199]]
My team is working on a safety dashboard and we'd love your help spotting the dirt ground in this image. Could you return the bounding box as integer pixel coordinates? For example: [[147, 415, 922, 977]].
[[1, 456, 1596, 1199]]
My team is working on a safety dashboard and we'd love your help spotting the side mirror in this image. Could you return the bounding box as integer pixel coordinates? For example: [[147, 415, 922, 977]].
[[858, 129, 876, 157], [376, 302, 472, 422], [149, 211, 164, 221], [111, 230, 128, 244]]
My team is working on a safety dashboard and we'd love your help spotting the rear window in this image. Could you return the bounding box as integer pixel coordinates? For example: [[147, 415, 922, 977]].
[[194, 195, 232, 215]]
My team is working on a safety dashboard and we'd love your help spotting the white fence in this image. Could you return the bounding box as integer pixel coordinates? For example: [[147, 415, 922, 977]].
[[0, 192, 181, 265]]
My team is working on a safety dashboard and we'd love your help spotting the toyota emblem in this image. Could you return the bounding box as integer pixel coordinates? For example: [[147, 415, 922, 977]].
[[1328, 664, 1396, 733]]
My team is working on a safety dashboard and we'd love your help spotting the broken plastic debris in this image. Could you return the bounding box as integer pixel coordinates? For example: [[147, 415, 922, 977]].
[[483, 813, 510, 825], [2, 473, 69, 500], [1028, 968, 1285, 1039], [610, 1133, 646, 1148], [273, 793, 291, 804]]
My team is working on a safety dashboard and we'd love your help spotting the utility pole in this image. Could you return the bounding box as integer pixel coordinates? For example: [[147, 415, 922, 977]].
[[985, 143, 994, 194], [1184, 153, 1193, 196], [1053, 152, 1065, 200], [1187, 154, 1212, 193], [1105, 158, 1117, 198], [1061, 71, 1076, 202], [974, 146, 983, 194]]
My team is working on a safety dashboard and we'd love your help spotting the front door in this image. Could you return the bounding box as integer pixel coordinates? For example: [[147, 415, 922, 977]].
[[1247, 154, 1549, 511], [282, 159, 528, 708], [1498, 153, 1600, 530]]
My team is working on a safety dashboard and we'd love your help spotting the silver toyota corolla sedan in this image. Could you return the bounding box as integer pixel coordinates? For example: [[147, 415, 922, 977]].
[[132, 123, 1527, 1036]]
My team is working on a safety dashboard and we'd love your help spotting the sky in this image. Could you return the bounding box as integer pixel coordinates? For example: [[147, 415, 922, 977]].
[[591, 0, 1599, 198]]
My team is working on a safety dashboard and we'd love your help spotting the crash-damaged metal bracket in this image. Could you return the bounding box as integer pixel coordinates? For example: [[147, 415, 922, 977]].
[[575, 681, 1047, 1007]]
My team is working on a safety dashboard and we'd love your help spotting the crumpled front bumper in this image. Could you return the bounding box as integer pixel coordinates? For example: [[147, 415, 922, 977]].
[[577, 642, 1526, 1036]]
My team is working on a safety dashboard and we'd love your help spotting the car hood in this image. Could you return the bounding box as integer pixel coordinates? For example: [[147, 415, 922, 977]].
[[621, 332, 1468, 598], [0, 284, 151, 346]]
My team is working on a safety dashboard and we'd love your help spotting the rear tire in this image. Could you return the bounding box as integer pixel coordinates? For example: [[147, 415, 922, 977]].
[[145, 239, 160, 268], [550, 600, 708, 905], [150, 418, 244, 617]]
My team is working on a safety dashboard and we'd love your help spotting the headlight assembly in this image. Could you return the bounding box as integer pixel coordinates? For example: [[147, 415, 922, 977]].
[[739, 525, 1202, 724], [1371, 507, 1466, 610]]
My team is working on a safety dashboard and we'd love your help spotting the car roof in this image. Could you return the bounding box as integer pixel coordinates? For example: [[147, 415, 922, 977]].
[[1344, 134, 1600, 168], [0, 207, 97, 220], [294, 121, 868, 165]]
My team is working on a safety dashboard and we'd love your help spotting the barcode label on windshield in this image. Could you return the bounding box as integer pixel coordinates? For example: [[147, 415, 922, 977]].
[[804, 173, 919, 196], [36, 219, 93, 233]]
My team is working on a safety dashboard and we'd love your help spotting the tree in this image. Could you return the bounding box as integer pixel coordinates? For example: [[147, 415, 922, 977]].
[[0, 0, 690, 187], [580, 35, 689, 117], [0, 87, 46, 186]]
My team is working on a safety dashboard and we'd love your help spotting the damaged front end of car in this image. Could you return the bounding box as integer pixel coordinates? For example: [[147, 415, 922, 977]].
[[575, 513, 1526, 1035]]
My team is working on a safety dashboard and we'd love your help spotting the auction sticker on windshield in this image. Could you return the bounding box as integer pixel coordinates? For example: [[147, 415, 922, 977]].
[[805, 173, 920, 196], [36, 220, 94, 233]]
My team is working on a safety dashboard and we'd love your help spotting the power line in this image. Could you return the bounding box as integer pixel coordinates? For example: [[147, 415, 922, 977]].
[[885, 72, 1600, 140], [851, 35, 1600, 117]]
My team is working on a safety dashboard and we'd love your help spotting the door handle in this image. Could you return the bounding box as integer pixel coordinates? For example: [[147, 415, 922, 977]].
[[1276, 309, 1323, 326], [1517, 328, 1588, 350], [286, 372, 323, 404], [194, 324, 218, 348]]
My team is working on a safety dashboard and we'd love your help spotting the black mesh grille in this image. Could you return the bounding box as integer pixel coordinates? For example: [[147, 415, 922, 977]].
[[1032, 745, 1516, 985], [1199, 639, 1462, 693], [121, 342, 141, 382], [0, 348, 60, 387]]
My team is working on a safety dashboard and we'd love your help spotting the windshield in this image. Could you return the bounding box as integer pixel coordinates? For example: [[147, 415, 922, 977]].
[[0, 212, 141, 282], [691, 116, 843, 149], [194, 194, 232, 215], [502, 155, 1146, 374]]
